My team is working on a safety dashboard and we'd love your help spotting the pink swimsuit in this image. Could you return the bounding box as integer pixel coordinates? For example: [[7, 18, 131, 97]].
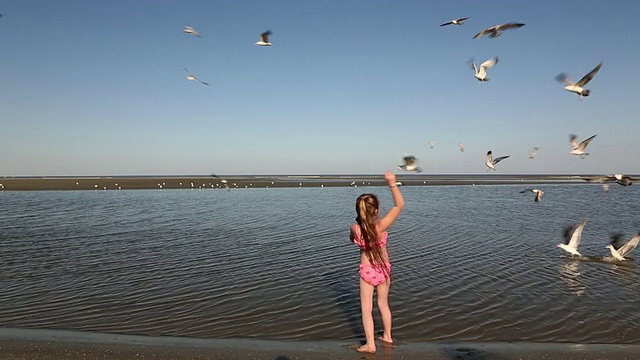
[[352, 230, 391, 286]]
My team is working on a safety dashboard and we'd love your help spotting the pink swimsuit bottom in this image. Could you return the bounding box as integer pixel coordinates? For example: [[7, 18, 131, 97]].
[[359, 263, 391, 286], [352, 230, 391, 286]]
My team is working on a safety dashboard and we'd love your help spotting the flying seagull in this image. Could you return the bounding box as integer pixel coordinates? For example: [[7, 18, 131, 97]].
[[485, 151, 509, 171], [601, 174, 634, 186], [183, 24, 201, 38], [606, 232, 640, 261], [529, 147, 539, 159], [558, 218, 586, 257], [569, 134, 596, 156], [555, 62, 602, 100], [440, 17, 470, 27], [473, 22, 525, 39], [520, 188, 544, 202], [470, 57, 498, 82], [255, 30, 272, 46], [184, 68, 210, 86], [457, 143, 465, 152], [429, 140, 435, 149], [398, 155, 422, 173]]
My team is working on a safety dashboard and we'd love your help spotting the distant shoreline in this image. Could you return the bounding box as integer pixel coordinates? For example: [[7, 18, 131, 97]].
[[0, 174, 617, 191]]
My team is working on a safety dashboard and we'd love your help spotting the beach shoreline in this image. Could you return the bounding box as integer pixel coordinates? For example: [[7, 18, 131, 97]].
[[0, 174, 612, 191], [1, 328, 639, 360]]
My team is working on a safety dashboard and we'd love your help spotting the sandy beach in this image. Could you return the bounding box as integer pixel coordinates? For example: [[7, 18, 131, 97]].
[[1, 328, 639, 360], [0, 174, 609, 191]]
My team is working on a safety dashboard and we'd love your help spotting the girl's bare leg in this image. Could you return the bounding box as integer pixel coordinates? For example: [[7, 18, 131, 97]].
[[357, 278, 376, 353], [376, 278, 393, 344]]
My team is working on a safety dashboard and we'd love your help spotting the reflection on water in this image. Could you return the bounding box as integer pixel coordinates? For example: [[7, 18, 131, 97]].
[[560, 261, 586, 296], [0, 184, 639, 343]]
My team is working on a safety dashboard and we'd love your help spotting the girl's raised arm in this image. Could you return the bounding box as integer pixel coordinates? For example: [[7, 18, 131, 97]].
[[376, 171, 404, 233]]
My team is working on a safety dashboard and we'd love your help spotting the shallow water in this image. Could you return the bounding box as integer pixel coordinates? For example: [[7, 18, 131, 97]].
[[1, 184, 639, 343]]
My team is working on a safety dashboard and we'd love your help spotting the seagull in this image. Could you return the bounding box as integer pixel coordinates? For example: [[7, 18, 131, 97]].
[[255, 30, 272, 46], [485, 151, 509, 171], [395, 181, 403, 187], [609, 174, 633, 186], [440, 17, 470, 27], [569, 134, 596, 156], [555, 62, 602, 100], [183, 24, 201, 38], [558, 218, 586, 257], [398, 156, 422, 173], [470, 57, 498, 82], [520, 188, 544, 202], [457, 143, 465, 152], [429, 140, 435, 149], [184, 68, 210, 86], [606, 232, 640, 261], [473, 22, 525, 39], [529, 147, 539, 159]]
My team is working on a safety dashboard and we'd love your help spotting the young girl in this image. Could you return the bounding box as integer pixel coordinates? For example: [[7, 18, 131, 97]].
[[350, 171, 404, 353]]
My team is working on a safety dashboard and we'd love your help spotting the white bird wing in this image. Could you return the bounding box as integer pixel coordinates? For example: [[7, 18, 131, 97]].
[[480, 57, 498, 70], [473, 26, 494, 39], [469, 59, 478, 73], [569, 134, 580, 149], [440, 21, 454, 27], [497, 22, 525, 31], [576, 62, 603, 87], [555, 73, 574, 86], [578, 134, 597, 150], [568, 219, 586, 250], [617, 234, 640, 258]]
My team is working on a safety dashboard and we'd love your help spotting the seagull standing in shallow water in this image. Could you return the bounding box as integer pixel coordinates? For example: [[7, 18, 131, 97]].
[[470, 57, 498, 82], [255, 30, 273, 46], [558, 219, 586, 257], [398, 156, 422, 173], [606, 233, 640, 261], [473, 22, 525, 39], [183, 24, 201, 38], [555, 63, 602, 100], [440, 17, 470, 27], [485, 151, 509, 171], [569, 134, 596, 156]]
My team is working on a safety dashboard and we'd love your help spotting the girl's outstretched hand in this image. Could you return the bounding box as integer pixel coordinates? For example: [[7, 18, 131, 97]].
[[384, 171, 397, 186]]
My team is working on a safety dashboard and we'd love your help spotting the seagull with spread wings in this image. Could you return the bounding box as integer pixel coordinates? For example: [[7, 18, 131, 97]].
[[184, 68, 210, 86], [255, 30, 273, 46], [440, 17, 470, 27], [569, 134, 596, 156], [485, 151, 509, 171], [183, 24, 201, 38], [398, 156, 422, 173], [470, 57, 499, 82], [473, 22, 525, 39], [520, 188, 544, 202], [555, 63, 602, 100], [606, 233, 640, 261], [558, 219, 586, 257], [529, 147, 539, 159]]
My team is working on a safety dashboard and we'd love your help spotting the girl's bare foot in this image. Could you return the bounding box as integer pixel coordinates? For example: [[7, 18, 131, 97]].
[[356, 344, 376, 353], [378, 336, 394, 345]]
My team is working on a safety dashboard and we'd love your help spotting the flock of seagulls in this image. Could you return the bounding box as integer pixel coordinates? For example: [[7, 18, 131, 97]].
[[394, 16, 633, 198], [181, 25, 273, 86], [558, 219, 640, 262]]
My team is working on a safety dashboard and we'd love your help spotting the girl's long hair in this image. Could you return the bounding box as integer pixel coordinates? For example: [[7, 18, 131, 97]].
[[355, 194, 387, 267]]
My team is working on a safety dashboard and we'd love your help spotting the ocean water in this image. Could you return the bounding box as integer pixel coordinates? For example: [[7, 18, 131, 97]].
[[1, 184, 639, 343]]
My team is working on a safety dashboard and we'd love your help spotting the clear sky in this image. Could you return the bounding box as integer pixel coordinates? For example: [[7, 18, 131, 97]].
[[1, 1, 639, 176]]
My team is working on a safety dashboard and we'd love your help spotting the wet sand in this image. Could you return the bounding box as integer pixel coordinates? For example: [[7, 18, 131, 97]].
[[0, 174, 607, 191], [1, 328, 639, 360]]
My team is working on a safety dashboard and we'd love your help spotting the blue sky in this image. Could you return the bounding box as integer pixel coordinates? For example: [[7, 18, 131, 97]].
[[1, 1, 639, 175]]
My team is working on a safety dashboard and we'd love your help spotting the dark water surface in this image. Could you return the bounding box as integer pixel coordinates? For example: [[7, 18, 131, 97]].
[[1, 184, 639, 343]]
